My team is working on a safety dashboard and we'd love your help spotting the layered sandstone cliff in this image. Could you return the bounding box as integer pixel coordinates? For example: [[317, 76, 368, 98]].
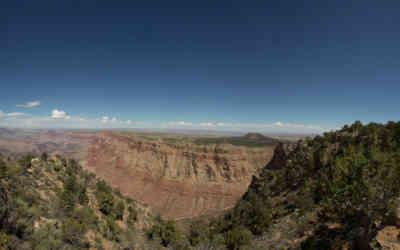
[[85, 132, 275, 219]]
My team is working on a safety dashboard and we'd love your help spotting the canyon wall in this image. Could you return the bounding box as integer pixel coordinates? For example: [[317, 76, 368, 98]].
[[85, 132, 274, 219]]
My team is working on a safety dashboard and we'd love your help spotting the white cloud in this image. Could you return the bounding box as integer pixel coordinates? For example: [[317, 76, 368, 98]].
[[274, 122, 324, 131], [0, 113, 148, 129], [16, 101, 40, 108], [0, 110, 331, 133], [167, 121, 193, 126], [102, 116, 110, 123], [7, 112, 25, 117], [195, 121, 326, 132], [164, 121, 325, 132], [51, 109, 70, 119], [199, 122, 214, 127], [199, 122, 225, 127]]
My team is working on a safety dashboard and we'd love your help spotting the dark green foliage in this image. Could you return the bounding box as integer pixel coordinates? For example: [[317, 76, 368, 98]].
[[95, 182, 128, 221], [127, 205, 138, 226], [315, 145, 400, 241], [146, 216, 181, 247], [207, 121, 400, 249], [53, 163, 61, 172], [103, 216, 123, 242], [30, 223, 64, 250], [61, 217, 88, 245], [300, 225, 344, 250], [78, 186, 89, 205], [40, 152, 48, 162], [0, 232, 12, 250], [234, 189, 272, 235], [60, 174, 79, 212], [188, 220, 209, 246], [114, 200, 125, 220], [0, 154, 142, 249], [0, 159, 7, 179], [60, 158, 67, 168], [17, 154, 33, 169], [193, 134, 279, 147], [224, 226, 252, 250], [294, 121, 400, 246], [95, 180, 115, 216]]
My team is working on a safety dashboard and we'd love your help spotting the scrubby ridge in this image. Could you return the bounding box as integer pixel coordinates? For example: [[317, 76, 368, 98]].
[[0, 153, 154, 249], [173, 121, 400, 250], [211, 121, 400, 249]]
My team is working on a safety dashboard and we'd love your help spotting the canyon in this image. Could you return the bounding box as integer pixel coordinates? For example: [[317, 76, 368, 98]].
[[0, 128, 277, 219], [85, 132, 275, 219]]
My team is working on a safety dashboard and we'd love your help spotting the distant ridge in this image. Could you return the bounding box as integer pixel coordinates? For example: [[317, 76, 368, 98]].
[[193, 132, 281, 147], [243, 132, 268, 140]]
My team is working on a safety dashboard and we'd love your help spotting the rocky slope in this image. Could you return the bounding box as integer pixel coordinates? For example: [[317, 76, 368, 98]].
[[0, 154, 155, 250], [211, 121, 400, 249], [85, 132, 275, 219]]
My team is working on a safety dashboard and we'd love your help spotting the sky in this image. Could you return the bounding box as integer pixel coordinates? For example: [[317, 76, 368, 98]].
[[1, 0, 400, 133]]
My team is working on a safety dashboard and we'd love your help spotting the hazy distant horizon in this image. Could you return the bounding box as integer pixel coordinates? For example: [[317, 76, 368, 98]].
[[0, 126, 319, 137]]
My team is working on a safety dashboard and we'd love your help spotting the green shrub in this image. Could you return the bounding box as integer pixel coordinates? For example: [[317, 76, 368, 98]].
[[60, 174, 79, 212], [0, 232, 12, 250], [146, 216, 181, 247], [31, 224, 63, 250], [0, 159, 7, 179], [114, 200, 125, 220], [97, 192, 114, 217], [95, 180, 115, 216], [78, 186, 89, 205], [40, 152, 48, 162], [127, 205, 138, 226], [188, 220, 209, 246], [103, 217, 123, 242], [17, 154, 34, 169], [317, 146, 400, 240], [224, 226, 252, 250]]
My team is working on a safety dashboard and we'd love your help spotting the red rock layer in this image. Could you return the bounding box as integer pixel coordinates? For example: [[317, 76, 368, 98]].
[[86, 132, 274, 219]]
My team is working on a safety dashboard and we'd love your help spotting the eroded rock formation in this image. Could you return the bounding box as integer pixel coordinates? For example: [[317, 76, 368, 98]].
[[86, 132, 274, 219]]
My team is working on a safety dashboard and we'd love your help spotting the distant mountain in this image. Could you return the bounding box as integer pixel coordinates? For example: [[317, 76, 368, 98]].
[[0, 127, 18, 138], [243, 132, 266, 140], [193, 132, 281, 147]]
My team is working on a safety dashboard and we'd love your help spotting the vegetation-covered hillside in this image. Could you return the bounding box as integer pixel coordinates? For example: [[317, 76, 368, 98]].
[[165, 121, 400, 250], [0, 153, 157, 249], [206, 121, 400, 249]]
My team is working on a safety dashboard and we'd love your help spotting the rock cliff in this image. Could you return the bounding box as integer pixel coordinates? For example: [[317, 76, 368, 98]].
[[85, 132, 275, 219]]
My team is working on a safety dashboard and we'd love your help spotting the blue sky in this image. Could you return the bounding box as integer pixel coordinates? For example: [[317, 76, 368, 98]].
[[1, 0, 400, 133]]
